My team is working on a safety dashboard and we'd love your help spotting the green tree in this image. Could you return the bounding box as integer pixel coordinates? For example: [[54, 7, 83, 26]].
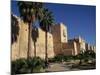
[[17, 1, 43, 58], [78, 51, 84, 65], [40, 8, 54, 66], [83, 50, 96, 63], [11, 14, 19, 44], [31, 26, 39, 57], [11, 57, 45, 74]]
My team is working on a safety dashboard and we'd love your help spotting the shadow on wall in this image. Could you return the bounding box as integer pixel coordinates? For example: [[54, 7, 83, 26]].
[[31, 26, 39, 57], [11, 14, 20, 44]]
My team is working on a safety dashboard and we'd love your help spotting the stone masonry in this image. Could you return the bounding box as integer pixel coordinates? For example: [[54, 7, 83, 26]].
[[11, 14, 96, 60]]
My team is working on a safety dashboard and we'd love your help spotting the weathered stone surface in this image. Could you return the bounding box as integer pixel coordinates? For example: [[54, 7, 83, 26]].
[[52, 23, 68, 55], [19, 21, 28, 59], [11, 16, 54, 60], [11, 15, 96, 61]]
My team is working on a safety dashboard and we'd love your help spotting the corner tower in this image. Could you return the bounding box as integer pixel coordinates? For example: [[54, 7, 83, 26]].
[[52, 23, 68, 55]]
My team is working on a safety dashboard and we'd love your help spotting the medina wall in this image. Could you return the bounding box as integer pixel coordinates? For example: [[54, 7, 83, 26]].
[[30, 28, 54, 59], [60, 23, 68, 43], [11, 15, 21, 61], [52, 23, 68, 56], [11, 19, 29, 60], [47, 32, 54, 58], [62, 41, 78, 56], [11, 15, 54, 60], [51, 24, 62, 55], [30, 28, 45, 59], [18, 21, 29, 59]]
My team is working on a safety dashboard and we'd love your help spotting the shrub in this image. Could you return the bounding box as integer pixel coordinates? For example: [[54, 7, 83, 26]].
[[11, 58, 28, 74], [63, 56, 68, 61], [11, 57, 45, 74], [48, 58, 55, 63], [48, 55, 74, 63]]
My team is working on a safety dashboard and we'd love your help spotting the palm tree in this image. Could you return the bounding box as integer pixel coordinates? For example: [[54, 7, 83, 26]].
[[11, 14, 19, 44], [78, 50, 84, 65], [31, 26, 39, 57], [17, 1, 43, 58], [40, 8, 54, 66]]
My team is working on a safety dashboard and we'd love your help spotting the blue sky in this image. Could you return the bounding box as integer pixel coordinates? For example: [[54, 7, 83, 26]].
[[11, 1, 96, 46]]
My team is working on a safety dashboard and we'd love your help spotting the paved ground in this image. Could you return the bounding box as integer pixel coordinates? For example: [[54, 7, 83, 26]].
[[45, 60, 95, 72], [45, 62, 80, 72]]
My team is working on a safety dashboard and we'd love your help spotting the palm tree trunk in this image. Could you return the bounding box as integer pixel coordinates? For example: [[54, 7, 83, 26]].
[[27, 23, 32, 59], [34, 41, 36, 57], [45, 30, 48, 66]]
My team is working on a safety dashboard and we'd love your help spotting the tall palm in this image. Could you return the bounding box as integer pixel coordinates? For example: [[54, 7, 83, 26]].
[[17, 1, 43, 58], [11, 14, 19, 44], [40, 8, 54, 66], [31, 26, 39, 57]]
